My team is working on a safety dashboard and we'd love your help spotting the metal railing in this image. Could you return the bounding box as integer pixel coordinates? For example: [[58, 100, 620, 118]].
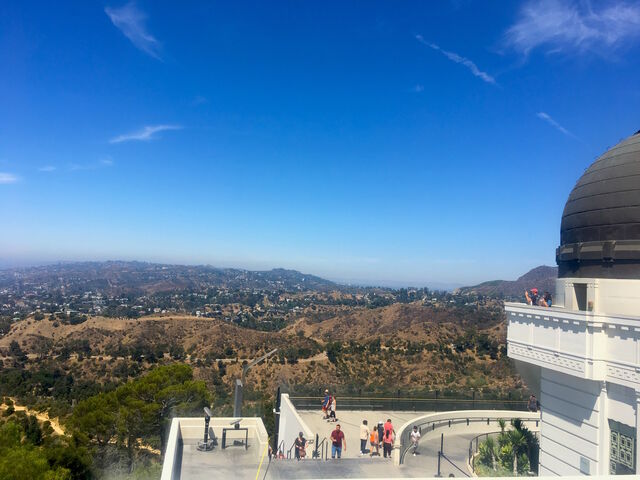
[[277, 439, 285, 458], [287, 442, 295, 459], [313, 436, 328, 461], [397, 412, 540, 464], [289, 394, 529, 412], [467, 429, 540, 474], [468, 430, 502, 473]]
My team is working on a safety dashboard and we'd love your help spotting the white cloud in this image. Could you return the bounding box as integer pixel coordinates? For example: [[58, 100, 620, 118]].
[[0, 172, 18, 184], [110, 125, 182, 144], [69, 157, 115, 171], [505, 0, 640, 56], [38, 166, 56, 172], [416, 35, 496, 85], [536, 112, 578, 139], [105, 2, 161, 59]]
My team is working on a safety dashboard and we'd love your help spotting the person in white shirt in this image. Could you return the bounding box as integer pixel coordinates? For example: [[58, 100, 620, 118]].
[[410, 426, 421, 456], [359, 420, 369, 455]]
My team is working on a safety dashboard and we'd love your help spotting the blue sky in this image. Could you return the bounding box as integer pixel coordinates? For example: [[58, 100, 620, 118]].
[[1, 1, 640, 287]]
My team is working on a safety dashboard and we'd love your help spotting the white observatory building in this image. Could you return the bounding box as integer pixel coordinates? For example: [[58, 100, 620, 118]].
[[506, 130, 640, 476]]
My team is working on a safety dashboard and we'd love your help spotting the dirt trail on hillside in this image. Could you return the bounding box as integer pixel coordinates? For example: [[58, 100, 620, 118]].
[[0, 397, 65, 435], [0, 398, 161, 454]]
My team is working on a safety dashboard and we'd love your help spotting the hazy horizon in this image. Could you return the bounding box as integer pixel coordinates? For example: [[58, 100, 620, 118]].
[[0, 255, 558, 291]]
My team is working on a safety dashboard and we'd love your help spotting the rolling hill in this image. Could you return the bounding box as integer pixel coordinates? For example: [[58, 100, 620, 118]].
[[455, 265, 557, 300]]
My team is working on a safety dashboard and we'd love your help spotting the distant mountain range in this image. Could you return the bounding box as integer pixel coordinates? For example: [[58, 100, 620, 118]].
[[455, 265, 558, 300], [0, 261, 339, 294], [1, 260, 558, 299]]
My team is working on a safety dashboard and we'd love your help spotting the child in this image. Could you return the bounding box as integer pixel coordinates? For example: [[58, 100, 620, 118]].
[[410, 426, 421, 456], [369, 428, 379, 456], [329, 395, 337, 422]]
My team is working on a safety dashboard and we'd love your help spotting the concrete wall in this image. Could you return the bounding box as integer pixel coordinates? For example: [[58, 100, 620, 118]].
[[557, 278, 640, 317], [277, 393, 314, 455], [507, 299, 640, 477], [539, 369, 602, 476], [160, 416, 269, 480], [161, 418, 183, 480]]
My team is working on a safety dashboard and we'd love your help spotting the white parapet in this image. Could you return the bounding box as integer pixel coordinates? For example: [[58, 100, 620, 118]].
[[160, 416, 269, 480], [505, 302, 640, 390], [506, 301, 640, 475], [277, 393, 314, 456]]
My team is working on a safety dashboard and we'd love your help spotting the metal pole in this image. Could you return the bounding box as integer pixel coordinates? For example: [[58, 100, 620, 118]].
[[233, 349, 277, 417], [273, 387, 281, 453], [436, 433, 444, 477]]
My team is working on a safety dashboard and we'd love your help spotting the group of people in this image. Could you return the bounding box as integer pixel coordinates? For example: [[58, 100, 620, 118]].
[[321, 389, 337, 422], [359, 418, 398, 458], [525, 288, 552, 307]]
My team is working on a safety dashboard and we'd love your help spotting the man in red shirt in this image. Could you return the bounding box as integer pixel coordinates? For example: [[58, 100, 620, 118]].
[[330, 424, 346, 459]]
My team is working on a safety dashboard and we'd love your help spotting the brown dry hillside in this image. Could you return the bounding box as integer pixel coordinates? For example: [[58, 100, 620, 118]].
[[0, 315, 318, 359], [288, 301, 506, 343], [0, 302, 522, 397]]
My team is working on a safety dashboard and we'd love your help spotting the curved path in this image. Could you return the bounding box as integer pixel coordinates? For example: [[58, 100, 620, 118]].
[[0, 397, 65, 435]]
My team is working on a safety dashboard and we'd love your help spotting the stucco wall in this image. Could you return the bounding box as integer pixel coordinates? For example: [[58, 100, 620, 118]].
[[277, 393, 314, 456], [556, 277, 640, 316], [539, 369, 602, 476]]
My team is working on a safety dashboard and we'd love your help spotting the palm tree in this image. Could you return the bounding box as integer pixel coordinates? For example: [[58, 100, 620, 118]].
[[484, 437, 497, 471], [509, 429, 527, 475], [511, 418, 523, 432], [498, 418, 506, 434]]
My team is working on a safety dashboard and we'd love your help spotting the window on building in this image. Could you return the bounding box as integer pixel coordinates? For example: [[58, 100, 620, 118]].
[[609, 419, 636, 475], [574, 283, 587, 311]]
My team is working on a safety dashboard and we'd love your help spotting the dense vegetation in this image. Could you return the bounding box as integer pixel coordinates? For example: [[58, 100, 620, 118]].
[[1, 364, 209, 479], [475, 419, 539, 476]]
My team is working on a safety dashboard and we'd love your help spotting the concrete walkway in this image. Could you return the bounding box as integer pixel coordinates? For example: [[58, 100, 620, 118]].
[[299, 410, 428, 459]]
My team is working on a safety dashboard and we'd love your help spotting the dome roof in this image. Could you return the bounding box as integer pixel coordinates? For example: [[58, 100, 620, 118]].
[[557, 130, 640, 279]]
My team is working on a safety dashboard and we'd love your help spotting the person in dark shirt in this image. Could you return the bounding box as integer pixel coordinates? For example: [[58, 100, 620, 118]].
[[525, 288, 539, 306], [294, 432, 306, 460], [330, 424, 346, 459], [377, 421, 384, 452]]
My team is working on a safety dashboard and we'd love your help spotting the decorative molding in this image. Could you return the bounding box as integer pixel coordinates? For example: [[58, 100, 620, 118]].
[[606, 364, 640, 386], [509, 342, 585, 374]]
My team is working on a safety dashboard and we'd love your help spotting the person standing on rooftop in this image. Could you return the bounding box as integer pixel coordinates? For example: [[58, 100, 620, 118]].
[[330, 424, 346, 459], [410, 426, 421, 456], [383, 418, 394, 458], [525, 288, 539, 306], [359, 420, 369, 456], [328, 395, 337, 422], [322, 389, 330, 419], [294, 432, 307, 460]]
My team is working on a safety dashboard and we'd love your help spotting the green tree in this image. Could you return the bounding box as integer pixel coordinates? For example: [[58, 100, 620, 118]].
[[0, 420, 73, 480], [9, 340, 27, 364], [72, 364, 210, 472], [508, 429, 527, 475]]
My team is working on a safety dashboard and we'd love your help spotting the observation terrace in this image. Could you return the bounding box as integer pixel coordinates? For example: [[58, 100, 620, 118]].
[[161, 393, 541, 479]]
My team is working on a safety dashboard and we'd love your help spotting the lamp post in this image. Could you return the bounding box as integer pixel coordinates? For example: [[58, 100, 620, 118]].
[[233, 349, 278, 417]]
